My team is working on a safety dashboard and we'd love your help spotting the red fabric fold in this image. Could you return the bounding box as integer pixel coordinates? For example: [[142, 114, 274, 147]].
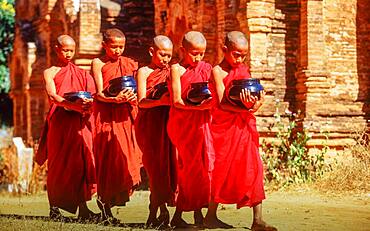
[[210, 64, 265, 208], [167, 61, 215, 211], [135, 67, 177, 207], [93, 56, 142, 206], [37, 62, 96, 213]]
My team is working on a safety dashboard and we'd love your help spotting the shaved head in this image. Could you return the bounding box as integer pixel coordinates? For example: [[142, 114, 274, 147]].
[[153, 35, 173, 50], [182, 31, 207, 49], [56, 35, 75, 47], [225, 31, 248, 48], [103, 28, 126, 43]]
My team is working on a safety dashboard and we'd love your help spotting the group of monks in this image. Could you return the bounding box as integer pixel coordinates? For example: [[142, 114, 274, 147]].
[[34, 28, 277, 231]]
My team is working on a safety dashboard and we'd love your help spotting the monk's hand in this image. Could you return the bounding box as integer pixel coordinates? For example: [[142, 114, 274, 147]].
[[115, 89, 135, 103], [81, 98, 93, 115], [127, 92, 137, 105], [240, 89, 257, 110], [248, 90, 265, 113]]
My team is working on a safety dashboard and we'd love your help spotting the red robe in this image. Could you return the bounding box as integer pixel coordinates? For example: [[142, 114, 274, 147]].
[[135, 67, 177, 208], [210, 65, 265, 208], [36, 62, 96, 213], [167, 61, 215, 211], [93, 56, 142, 206]]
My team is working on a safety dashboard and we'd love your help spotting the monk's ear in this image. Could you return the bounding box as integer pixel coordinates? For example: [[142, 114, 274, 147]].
[[222, 45, 228, 53], [148, 47, 155, 57], [54, 44, 60, 53]]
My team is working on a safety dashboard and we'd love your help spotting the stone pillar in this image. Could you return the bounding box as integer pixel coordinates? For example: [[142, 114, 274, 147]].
[[296, 0, 332, 146], [247, 0, 275, 76], [75, 0, 102, 69], [247, 0, 289, 133]]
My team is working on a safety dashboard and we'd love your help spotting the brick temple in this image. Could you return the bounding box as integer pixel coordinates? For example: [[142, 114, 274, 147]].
[[9, 0, 369, 150]]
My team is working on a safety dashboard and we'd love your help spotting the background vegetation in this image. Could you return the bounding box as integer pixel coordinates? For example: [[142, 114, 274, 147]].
[[0, 0, 15, 93]]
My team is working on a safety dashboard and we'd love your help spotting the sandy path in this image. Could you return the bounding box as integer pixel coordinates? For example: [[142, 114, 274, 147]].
[[0, 190, 369, 230]]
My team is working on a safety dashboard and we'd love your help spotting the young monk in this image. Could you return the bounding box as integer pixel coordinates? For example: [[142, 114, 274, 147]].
[[35, 35, 97, 221], [91, 28, 142, 223], [167, 31, 215, 228], [135, 35, 177, 228], [205, 31, 277, 231]]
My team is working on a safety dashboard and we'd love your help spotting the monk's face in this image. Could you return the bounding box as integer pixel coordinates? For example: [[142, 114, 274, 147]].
[[103, 36, 125, 60], [151, 46, 173, 68], [223, 43, 248, 68], [182, 42, 206, 67], [56, 42, 75, 63]]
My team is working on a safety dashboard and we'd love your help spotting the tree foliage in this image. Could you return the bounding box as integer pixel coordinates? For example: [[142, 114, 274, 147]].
[[0, 0, 15, 93]]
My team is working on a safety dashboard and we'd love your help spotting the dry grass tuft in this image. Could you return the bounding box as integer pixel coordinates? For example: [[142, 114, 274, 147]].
[[316, 131, 370, 194], [0, 145, 18, 186], [28, 161, 47, 194]]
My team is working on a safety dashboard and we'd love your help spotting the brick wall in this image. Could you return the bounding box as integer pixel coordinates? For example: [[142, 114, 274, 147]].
[[9, 0, 370, 149], [101, 0, 155, 65]]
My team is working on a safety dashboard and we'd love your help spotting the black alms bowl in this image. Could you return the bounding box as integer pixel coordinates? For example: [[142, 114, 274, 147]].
[[107, 75, 137, 96], [63, 91, 92, 102], [186, 81, 212, 105], [148, 82, 169, 100], [227, 78, 264, 107]]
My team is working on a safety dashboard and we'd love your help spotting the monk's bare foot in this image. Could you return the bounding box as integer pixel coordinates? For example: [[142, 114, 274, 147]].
[[49, 206, 63, 221], [203, 216, 233, 229], [171, 217, 194, 229], [78, 210, 101, 223], [146, 210, 160, 228], [251, 221, 278, 231], [102, 216, 121, 226], [158, 210, 170, 226]]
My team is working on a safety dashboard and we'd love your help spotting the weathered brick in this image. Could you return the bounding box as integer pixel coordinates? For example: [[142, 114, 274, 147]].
[[9, 0, 369, 151]]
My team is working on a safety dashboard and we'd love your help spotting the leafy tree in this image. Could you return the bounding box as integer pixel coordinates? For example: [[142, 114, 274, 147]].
[[0, 0, 15, 93]]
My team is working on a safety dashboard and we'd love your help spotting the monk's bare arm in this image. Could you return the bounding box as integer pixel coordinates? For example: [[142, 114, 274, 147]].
[[91, 58, 115, 103], [44, 68, 84, 113], [137, 67, 169, 108], [213, 66, 248, 113], [170, 64, 187, 109]]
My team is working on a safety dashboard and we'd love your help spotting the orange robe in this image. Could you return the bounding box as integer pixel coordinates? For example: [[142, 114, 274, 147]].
[[167, 61, 215, 211], [211, 65, 265, 208], [36, 62, 96, 213], [93, 56, 142, 206], [135, 67, 177, 207]]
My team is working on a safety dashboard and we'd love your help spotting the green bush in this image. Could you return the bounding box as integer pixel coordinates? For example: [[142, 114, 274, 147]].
[[261, 100, 327, 187], [0, 0, 15, 93]]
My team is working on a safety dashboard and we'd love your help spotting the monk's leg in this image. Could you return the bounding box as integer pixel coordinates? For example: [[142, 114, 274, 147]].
[[170, 208, 191, 228], [146, 203, 159, 227], [204, 201, 233, 228], [194, 209, 204, 226], [97, 197, 112, 219], [77, 202, 100, 222], [97, 198, 120, 224], [251, 203, 277, 231], [204, 201, 218, 225], [158, 204, 170, 226]]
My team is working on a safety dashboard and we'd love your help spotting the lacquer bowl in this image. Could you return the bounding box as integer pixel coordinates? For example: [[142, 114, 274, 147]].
[[186, 81, 212, 105], [107, 75, 137, 96]]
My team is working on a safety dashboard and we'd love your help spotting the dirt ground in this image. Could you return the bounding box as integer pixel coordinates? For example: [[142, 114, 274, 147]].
[[0, 189, 369, 231]]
